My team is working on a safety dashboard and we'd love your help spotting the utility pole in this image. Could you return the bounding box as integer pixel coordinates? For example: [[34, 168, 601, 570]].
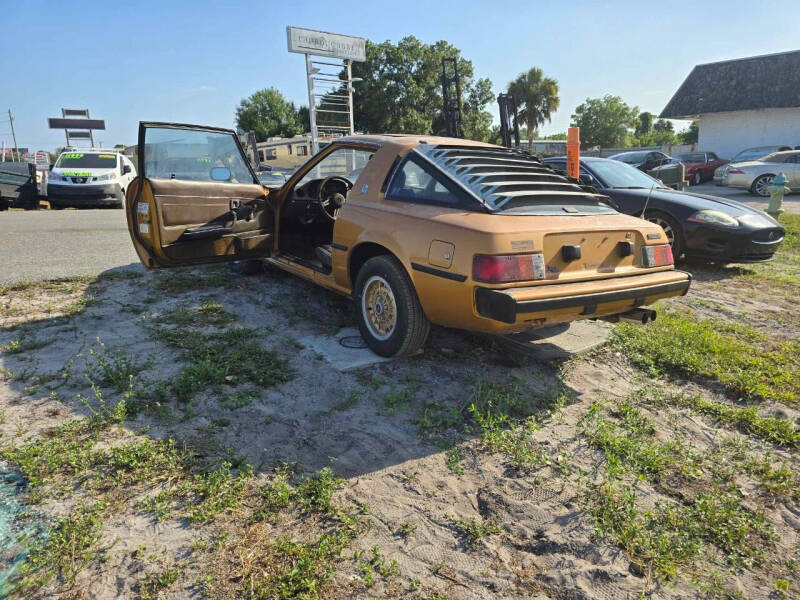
[[8, 109, 20, 162]]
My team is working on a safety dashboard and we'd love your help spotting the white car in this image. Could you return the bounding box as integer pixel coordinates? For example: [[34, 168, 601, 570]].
[[723, 150, 800, 197], [48, 150, 136, 208]]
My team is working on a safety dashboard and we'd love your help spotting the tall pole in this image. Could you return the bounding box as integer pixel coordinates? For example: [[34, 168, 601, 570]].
[[8, 109, 19, 162], [305, 54, 319, 155], [345, 59, 354, 136]]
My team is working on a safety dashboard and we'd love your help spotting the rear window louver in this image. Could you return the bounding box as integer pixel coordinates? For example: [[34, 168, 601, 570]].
[[413, 144, 604, 211]]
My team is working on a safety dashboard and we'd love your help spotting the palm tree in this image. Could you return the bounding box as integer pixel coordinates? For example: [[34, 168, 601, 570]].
[[507, 68, 560, 149]]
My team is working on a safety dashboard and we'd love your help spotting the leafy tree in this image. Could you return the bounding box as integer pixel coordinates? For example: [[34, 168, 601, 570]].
[[679, 120, 699, 144], [635, 112, 654, 136], [653, 119, 674, 132], [235, 88, 305, 142], [542, 132, 567, 140], [570, 95, 639, 148], [507, 67, 560, 147], [352, 36, 494, 141]]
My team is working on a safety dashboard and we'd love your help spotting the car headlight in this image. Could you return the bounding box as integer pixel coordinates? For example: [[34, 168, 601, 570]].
[[51, 173, 66, 181], [93, 173, 117, 181], [737, 213, 776, 227], [687, 209, 739, 227]]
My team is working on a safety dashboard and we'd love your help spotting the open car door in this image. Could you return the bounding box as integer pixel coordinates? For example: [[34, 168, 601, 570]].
[[125, 122, 274, 269]]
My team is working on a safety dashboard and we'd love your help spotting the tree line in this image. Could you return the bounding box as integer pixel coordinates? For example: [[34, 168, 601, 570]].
[[235, 35, 695, 150]]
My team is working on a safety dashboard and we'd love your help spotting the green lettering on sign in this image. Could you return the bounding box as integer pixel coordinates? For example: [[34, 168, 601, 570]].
[[63, 153, 84, 159]]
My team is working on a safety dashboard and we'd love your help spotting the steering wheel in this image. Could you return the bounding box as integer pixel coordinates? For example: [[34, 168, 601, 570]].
[[316, 176, 352, 222]]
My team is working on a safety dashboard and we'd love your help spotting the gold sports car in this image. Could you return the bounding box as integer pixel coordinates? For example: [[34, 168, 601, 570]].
[[126, 123, 691, 357]]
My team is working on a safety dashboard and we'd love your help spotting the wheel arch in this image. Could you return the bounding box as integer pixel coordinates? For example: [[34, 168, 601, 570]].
[[348, 241, 398, 288], [750, 173, 775, 194]]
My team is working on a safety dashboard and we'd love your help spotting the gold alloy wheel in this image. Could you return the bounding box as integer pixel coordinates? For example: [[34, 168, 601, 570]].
[[361, 275, 397, 341]]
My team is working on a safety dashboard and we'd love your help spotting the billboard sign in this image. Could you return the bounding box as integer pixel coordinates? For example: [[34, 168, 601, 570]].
[[48, 118, 106, 130], [286, 26, 366, 62]]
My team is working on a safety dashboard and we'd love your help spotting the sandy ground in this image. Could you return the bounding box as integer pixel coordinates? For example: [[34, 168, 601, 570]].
[[0, 261, 797, 599]]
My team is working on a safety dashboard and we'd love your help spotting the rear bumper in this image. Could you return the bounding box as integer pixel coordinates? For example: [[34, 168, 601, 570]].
[[48, 183, 123, 207], [475, 271, 691, 324]]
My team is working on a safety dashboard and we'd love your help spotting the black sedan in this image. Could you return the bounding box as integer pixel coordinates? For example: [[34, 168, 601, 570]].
[[543, 156, 785, 263]]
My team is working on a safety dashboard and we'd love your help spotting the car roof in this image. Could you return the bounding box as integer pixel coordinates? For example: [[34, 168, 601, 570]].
[[607, 150, 647, 158], [766, 150, 800, 158], [333, 134, 498, 152]]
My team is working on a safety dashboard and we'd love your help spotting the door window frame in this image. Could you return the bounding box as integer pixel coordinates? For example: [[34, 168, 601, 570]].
[[136, 121, 259, 185]]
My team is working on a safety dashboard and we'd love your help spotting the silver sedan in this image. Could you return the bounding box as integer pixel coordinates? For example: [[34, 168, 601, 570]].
[[723, 150, 800, 196]]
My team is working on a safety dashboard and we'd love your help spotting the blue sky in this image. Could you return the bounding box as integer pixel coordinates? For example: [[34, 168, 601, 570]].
[[1, 0, 797, 151]]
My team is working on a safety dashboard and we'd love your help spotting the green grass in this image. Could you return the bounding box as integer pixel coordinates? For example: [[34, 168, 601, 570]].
[[151, 326, 293, 401], [139, 568, 180, 600], [14, 502, 107, 594], [444, 446, 466, 476], [153, 267, 232, 294], [0, 333, 52, 354], [613, 310, 800, 406], [580, 401, 689, 478], [295, 467, 344, 515], [590, 483, 775, 582], [188, 462, 253, 524], [655, 393, 800, 448], [86, 340, 139, 392], [736, 214, 800, 286], [448, 516, 502, 550]]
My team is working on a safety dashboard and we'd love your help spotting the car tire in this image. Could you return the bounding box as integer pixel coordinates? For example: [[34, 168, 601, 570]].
[[228, 259, 264, 275], [751, 174, 774, 197], [0, 197, 8, 211], [693, 171, 702, 185], [355, 255, 430, 357], [645, 211, 684, 259]]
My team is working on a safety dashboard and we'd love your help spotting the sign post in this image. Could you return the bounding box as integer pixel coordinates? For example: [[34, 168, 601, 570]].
[[287, 26, 366, 154], [566, 127, 580, 179]]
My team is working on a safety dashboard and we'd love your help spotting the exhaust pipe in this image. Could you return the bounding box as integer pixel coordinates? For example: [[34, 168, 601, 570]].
[[600, 308, 657, 325]]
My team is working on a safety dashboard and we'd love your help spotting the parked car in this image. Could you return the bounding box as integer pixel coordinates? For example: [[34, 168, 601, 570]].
[[0, 162, 39, 210], [48, 149, 136, 208], [543, 156, 785, 263], [714, 145, 792, 185], [608, 150, 672, 171], [723, 150, 800, 197], [669, 152, 728, 185], [124, 122, 692, 356]]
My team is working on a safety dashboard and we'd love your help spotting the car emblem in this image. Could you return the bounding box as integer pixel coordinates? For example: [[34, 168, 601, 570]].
[[769, 231, 776, 240]]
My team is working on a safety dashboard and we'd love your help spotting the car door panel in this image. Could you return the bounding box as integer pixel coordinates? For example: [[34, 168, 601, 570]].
[[126, 122, 274, 269]]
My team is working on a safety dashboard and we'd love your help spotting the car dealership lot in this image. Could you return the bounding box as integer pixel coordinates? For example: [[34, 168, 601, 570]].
[[0, 209, 797, 598]]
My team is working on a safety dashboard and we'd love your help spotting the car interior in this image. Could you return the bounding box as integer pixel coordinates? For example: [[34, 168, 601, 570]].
[[277, 146, 374, 273]]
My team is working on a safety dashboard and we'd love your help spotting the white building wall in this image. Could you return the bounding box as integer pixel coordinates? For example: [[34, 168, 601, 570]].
[[698, 107, 800, 159]]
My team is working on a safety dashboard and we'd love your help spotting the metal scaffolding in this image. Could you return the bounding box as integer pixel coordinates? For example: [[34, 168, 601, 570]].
[[306, 56, 357, 154]]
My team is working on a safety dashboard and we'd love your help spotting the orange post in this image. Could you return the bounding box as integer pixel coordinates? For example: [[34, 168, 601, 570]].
[[566, 127, 580, 179]]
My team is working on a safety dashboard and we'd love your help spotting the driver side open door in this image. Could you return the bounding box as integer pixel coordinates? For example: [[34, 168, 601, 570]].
[[126, 122, 274, 269]]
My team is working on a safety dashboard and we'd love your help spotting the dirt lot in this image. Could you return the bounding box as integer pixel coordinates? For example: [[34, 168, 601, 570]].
[[0, 215, 797, 600]]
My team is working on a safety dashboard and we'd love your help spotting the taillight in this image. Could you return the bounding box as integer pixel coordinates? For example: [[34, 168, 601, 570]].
[[472, 253, 545, 283], [642, 244, 674, 267], [727, 168, 744, 174]]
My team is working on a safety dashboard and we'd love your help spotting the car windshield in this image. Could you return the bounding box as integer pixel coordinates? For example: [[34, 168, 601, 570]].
[[56, 152, 117, 169], [760, 152, 794, 163], [611, 152, 647, 164], [588, 160, 666, 189]]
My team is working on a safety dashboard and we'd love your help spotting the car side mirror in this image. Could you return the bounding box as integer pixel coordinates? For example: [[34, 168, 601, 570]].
[[579, 173, 595, 186], [210, 166, 231, 181], [122, 165, 132, 175]]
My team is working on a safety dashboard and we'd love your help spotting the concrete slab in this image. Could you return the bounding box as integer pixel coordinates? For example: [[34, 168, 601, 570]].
[[298, 327, 391, 372], [496, 320, 612, 361]]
